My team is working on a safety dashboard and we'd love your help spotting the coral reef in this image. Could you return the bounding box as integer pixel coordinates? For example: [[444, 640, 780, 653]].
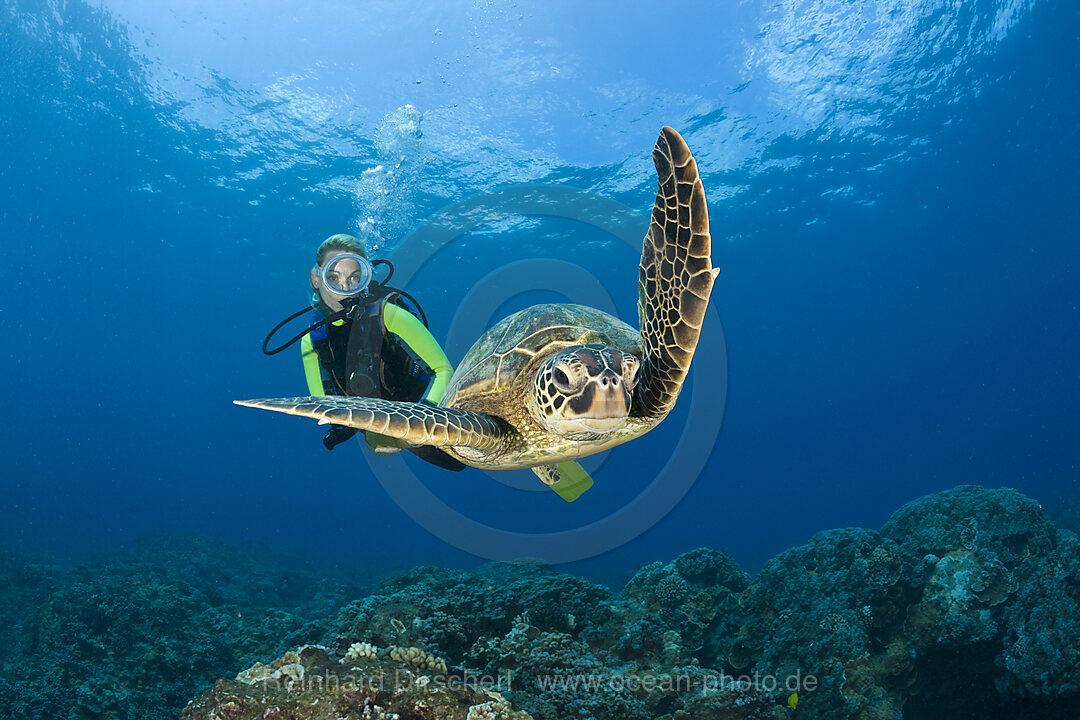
[[880, 486, 1058, 575], [716, 485, 1080, 720], [183, 643, 526, 720], [317, 553, 771, 720], [0, 534, 368, 720], [725, 528, 914, 720], [5, 486, 1080, 720], [615, 547, 750, 668], [999, 532, 1080, 696]]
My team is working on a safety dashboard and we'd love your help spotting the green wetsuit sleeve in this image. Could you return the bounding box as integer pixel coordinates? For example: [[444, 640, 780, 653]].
[[382, 303, 454, 403], [300, 333, 326, 396]]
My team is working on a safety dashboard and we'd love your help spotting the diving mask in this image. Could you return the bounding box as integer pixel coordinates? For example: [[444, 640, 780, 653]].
[[319, 253, 373, 296]]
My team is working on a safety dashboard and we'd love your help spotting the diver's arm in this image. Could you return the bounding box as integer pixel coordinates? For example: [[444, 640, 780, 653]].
[[300, 333, 326, 396], [382, 303, 454, 403], [302, 331, 357, 449]]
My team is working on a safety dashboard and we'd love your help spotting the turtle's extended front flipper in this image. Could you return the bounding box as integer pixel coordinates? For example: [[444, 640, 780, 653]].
[[234, 397, 512, 451], [636, 126, 719, 419]]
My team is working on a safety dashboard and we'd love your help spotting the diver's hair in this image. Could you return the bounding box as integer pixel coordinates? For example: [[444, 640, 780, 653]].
[[311, 233, 370, 310], [316, 233, 368, 265]]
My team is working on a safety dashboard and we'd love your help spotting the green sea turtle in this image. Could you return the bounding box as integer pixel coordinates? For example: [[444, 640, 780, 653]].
[[237, 126, 718, 496]]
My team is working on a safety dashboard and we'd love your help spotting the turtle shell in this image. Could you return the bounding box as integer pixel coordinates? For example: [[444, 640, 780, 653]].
[[442, 303, 640, 417]]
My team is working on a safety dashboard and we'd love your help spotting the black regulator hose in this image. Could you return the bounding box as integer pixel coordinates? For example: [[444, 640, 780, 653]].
[[262, 304, 349, 355]]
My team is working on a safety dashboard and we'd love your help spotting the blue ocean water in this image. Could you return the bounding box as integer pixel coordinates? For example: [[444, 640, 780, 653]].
[[1, 0, 1077, 587]]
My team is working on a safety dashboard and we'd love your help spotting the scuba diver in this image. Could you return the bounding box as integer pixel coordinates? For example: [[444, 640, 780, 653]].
[[263, 233, 465, 470]]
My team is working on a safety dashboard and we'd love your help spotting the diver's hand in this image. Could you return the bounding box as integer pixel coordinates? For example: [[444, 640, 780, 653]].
[[323, 424, 358, 450]]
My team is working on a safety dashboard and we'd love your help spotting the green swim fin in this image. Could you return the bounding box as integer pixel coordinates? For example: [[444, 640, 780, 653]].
[[531, 462, 594, 502]]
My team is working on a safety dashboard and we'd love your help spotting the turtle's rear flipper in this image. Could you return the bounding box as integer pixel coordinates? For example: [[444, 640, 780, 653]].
[[532, 462, 594, 502], [636, 126, 719, 419], [234, 396, 511, 451]]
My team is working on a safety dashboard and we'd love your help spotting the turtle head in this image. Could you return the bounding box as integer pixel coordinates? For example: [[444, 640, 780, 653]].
[[530, 344, 640, 438]]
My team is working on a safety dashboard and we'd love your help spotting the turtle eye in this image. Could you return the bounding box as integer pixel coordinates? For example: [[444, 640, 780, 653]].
[[552, 366, 573, 391], [622, 355, 641, 390]]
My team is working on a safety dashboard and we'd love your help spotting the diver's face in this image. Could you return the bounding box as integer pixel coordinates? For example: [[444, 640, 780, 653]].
[[311, 254, 365, 312]]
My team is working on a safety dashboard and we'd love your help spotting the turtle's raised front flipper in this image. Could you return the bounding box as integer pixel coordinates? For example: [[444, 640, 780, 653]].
[[234, 397, 512, 451], [636, 126, 719, 419]]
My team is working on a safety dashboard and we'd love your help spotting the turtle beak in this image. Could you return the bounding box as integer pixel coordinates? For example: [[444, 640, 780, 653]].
[[568, 370, 630, 431], [584, 370, 629, 418]]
